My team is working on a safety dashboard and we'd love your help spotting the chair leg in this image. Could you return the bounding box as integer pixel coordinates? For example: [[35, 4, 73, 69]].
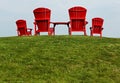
[[69, 28, 72, 35], [84, 31, 87, 36], [69, 31, 71, 35], [49, 28, 53, 36], [34, 29, 39, 36], [48, 31, 52, 36], [53, 28, 55, 35], [34, 32, 37, 36], [90, 30, 93, 36], [17, 31, 20, 36], [91, 32, 93, 36], [100, 32, 102, 38]]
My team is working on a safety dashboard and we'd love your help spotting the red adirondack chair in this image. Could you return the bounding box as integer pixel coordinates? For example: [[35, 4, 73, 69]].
[[16, 19, 32, 36], [90, 17, 104, 38], [68, 6, 88, 36], [33, 7, 54, 35]]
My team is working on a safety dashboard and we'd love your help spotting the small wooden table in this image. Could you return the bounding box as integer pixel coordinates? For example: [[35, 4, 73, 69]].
[[51, 22, 70, 35]]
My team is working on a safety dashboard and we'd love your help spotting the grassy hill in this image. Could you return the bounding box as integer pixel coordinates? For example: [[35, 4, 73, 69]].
[[0, 36, 120, 83]]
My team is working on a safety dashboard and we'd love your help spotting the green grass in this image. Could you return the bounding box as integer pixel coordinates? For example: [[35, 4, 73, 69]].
[[0, 36, 120, 83]]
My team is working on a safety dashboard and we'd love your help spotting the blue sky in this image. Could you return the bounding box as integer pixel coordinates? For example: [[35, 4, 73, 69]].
[[0, 0, 120, 38]]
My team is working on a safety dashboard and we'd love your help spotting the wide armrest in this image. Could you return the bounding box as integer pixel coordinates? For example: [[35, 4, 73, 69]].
[[85, 21, 88, 24], [90, 27, 92, 30]]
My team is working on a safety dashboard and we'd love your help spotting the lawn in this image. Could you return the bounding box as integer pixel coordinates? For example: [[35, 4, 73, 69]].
[[0, 36, 120, 83]]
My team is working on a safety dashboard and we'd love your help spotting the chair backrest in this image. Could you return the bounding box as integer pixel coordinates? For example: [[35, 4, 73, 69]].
[[69, 6, 87, 31], [92, 17, 104, 27], [16, 19, 27, 35], [33, 7, 51, 32], [92, 17, 104, 33], [69, 6, 87, 19]]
